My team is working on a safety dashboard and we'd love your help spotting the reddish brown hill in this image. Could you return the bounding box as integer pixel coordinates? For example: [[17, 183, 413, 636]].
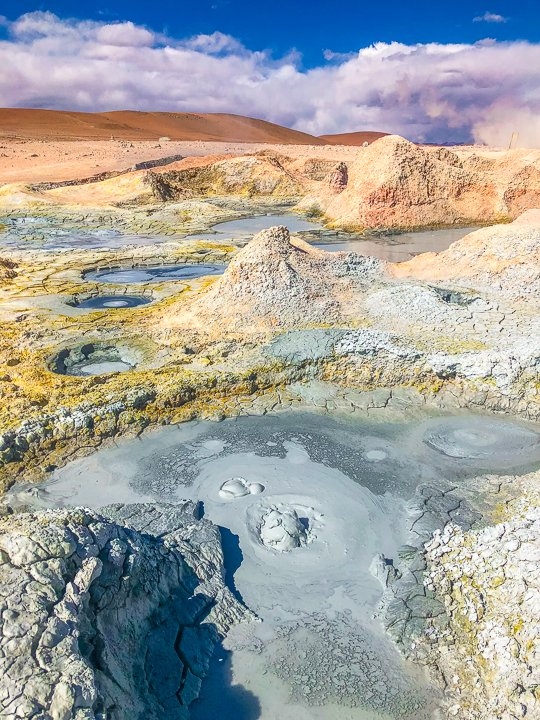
[[319, 131, 389, 146], [0, 109, 326, 144]]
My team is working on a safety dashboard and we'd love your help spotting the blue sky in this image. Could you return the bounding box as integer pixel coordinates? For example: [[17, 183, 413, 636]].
[[4, 0, 538, 68], [1, 2, 540, 144]]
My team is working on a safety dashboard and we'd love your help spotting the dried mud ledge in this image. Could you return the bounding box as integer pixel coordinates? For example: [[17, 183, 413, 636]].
[[1, 350, 538, 489]]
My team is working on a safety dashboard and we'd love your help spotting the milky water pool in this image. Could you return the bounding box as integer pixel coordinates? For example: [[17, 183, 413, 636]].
[[311, 227, 475, 262], [186, 216, 475, 262], [8, 409, 540, 719], [1, 211, 475, 262], [84, 263, 226, 284], [186, 214, 320, 241]]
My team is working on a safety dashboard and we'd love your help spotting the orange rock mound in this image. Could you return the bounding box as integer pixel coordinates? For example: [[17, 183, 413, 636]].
[[297, 135, 540, 231]]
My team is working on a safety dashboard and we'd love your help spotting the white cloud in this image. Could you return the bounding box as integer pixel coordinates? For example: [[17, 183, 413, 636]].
[[182, 31, 245, 55], [473, 11, 508, 22], [96, 22, 154, 47], [1, 12, 540, 146]]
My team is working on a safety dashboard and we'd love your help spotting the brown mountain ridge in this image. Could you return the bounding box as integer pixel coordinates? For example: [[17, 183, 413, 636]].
[[0, 109, 329, 144]]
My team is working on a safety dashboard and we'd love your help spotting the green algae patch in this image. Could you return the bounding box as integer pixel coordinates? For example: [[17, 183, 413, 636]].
[[325, 216, 514, 235]]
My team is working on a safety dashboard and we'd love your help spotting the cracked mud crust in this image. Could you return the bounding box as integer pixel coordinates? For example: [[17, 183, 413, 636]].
[[4, 221, 540, 490]]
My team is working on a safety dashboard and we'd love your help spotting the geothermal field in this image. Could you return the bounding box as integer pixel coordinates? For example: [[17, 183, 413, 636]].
[[3, 110, 540, 720]]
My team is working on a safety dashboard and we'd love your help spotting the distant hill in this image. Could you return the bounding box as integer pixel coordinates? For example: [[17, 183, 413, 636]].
[[0, 109, 327, 145], [318, 131, 389, 146]]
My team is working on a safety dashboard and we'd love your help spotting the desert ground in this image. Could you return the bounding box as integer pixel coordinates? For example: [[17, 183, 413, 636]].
[[3, 111, 540, 720], [0, 137, 361, 184]]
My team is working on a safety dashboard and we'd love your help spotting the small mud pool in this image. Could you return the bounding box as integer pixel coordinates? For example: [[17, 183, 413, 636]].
[[8, 409, 540, 720], [76, 295, 151, 309], [84, 263, 226, 284], [186, 214, 321, 240], [312, 226, 475, 262], [0, 218, 166, 251], [187, 218, 475, 263], [51, 342, 136, 376]]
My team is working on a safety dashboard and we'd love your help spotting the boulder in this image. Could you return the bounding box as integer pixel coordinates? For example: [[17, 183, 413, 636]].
[[0, 503, 255, 720]]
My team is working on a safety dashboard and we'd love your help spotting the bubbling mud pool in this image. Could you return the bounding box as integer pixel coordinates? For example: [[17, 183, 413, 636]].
[[0, 218, 167, 251], [76, 295, 151, 309], [8, 410, 540, 719]]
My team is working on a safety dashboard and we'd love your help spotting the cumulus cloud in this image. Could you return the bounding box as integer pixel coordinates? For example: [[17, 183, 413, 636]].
[[473, 11, 508, 22], [96, 22, 154, 47], [183, 31, 245, 55], [1, 12, 540, 146]]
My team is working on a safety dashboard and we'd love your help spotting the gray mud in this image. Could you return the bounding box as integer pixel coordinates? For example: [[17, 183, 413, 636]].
[[311, 227, 475, 262], [76, 295, 151, 309], [84, 263, 226, 283], [186, 214, 320, 241], [0, 217, 166, 251], [7, 409, 540, 718]]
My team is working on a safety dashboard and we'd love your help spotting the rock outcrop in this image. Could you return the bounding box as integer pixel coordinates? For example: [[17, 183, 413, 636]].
[[296, 135, 540, 231], [145, 155, 310, 200], [163, 225, 384, 333], [0, 502, 254, 720], [0, 258, 17, 283], [422, 482, 540, 720]]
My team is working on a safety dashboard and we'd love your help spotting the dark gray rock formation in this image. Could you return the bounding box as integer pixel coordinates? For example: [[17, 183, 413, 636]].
[[373, 483, 481, 659], [0, 502, 255, 720]]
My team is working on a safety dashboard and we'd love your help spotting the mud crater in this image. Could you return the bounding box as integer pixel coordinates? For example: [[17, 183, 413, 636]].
[[50, 341, 141, 376]]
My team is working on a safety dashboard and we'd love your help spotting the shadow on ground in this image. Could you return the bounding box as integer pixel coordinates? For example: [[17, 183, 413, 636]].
[[218, 525, 245, 604], [190, 644, 261, 720]]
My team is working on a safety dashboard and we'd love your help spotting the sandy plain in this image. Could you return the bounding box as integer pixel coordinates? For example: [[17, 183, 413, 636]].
[[0, 138, 364, 184]]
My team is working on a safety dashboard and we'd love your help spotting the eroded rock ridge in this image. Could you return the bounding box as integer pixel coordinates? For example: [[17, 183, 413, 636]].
[[0, 502, 254, 720]]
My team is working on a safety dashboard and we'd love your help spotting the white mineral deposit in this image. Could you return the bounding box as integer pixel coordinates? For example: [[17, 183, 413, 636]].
[[218, 477, 264, 499]]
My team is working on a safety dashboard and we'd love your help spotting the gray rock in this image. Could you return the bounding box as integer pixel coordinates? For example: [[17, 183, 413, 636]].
[[266, 329, 346, 363], [369, 554, 402, 588], [0, 504, 255, 720]]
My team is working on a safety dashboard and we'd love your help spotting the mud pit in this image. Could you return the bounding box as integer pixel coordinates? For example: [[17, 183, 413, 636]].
[[4, 137, 540, 720], [185, 215, 473, 262], [75, 294, 151, 309], [7, 408, 540, 720], [186, 213, 321, 241], [0, 217, 168, 251], [311, 227, 476, 262], [84, 263, 226, 283]]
